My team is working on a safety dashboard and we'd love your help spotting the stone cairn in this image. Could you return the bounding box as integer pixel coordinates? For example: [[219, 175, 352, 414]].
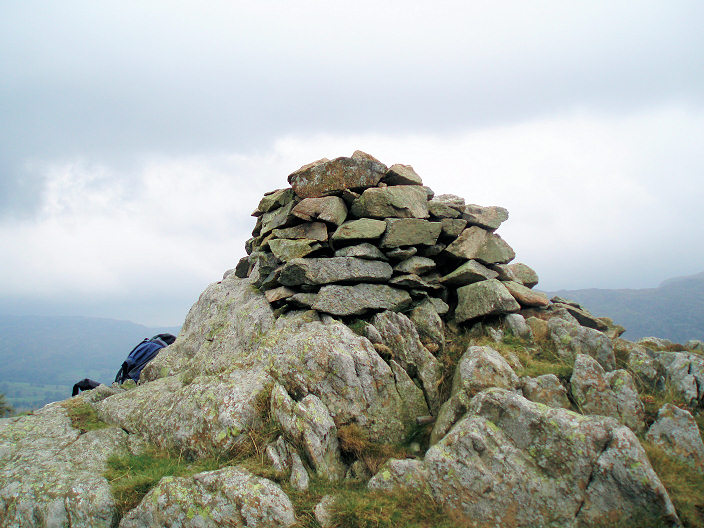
[[234, 151, 551, 335]]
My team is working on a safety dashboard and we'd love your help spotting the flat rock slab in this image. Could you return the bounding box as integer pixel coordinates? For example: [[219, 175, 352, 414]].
[[269, 238, 321, 261], [380, 218, 442, 248], [272, 221, 328, 241], [292, 197, 348, 226], [255, 188, 296, 215], [288, 156, 386, 198], [462, 204, 509, 230], [445, 226, 515, 264], [455, 279, 520, 323], [312, 284, 412, 316], [334, 242, 388, 261], [351, 185, 429, 219], [384, 164, 423, 186], [440, 259, 498, 286], [278, 257, 392, 286], [393, 256, 436, 275], [503, 280, 550, 307], [331, 218, 387, 243]]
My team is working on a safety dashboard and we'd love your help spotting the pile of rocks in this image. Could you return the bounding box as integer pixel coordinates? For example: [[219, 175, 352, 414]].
[[235, 151, 548, 325]]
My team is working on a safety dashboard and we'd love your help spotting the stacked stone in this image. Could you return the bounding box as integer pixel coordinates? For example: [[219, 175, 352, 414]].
[[235, 151, 549, 323]]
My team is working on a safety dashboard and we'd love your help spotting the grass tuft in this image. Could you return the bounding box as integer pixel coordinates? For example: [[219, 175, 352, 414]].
[[337, 423, 410, 474], [61, 399, 110, 433]]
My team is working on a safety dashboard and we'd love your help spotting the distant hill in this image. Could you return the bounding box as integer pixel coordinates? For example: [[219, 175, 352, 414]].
[[0, 315, 179, 411], [546, 271, 704, 343]]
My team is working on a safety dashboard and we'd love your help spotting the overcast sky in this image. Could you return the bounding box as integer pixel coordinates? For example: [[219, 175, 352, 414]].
[[1, 1, 703, 326]]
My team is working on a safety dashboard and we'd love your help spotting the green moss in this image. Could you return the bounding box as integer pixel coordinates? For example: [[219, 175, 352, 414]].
[[61, 399, 110, 433]]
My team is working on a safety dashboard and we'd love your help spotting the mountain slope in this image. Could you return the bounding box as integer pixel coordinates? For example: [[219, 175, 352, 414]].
[[546, 272, 704, 342], [0, 315, 179, 410]]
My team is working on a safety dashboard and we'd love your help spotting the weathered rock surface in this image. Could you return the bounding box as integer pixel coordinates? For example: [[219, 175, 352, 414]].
[[462, 204, 509, 230], [373, 389, 679, 527], [646, 403, 704, 473], [548, 318, 616, 371], [268, 238, 321, 261], [508, 262, 539, 288], [278, 257, 392, 286], [351, 185, 429, 219], [288, 156, 386, 198], [439, 259, 498, 286], [656, 351, 704, 406], [312, 284, 412, 316], [119, 466, 296, 528], [333, 242, 387, 260], [520, 374, 571, 409], [444, 226, 515, 264], [393, 256, 435, 275], [330, 218, 387, 243], [503, 280, 550, 307], [0, 399, 129, 527], [570, 354, 645, 432], [409, 299, 445, 351], [384, 164, 423, 186], [379, 218, 442, 248], [291, 196, 348, 225], [454, 279, 521, 323]]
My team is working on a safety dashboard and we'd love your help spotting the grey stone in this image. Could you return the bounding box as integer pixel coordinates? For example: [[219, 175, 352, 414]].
[[385, 163, 423, 186], [272, 221, 328, 241], [385, 246, 417, 260], [409, 299, 445, 352], [268, 238, 321, 261], [508, 262, 539, 288], [552, 302, 609, 332], [380, 218, 442, 248], [389, 274, 434, 290], [393, 256, 436, 275], [265, 286, 296, 303], [454, 279, 521, 323], [287, 292, 317, 308], [420, 242, 445, 257], [504, 280, 550, 307], [288, 156, 386, 198], [351, 185, 429, 219], [334, 243, 388, 260], [291, 196, 348, 226], [432, 194, 465, 210], [255, 188, 295, 215], [655, 351, 704, 406], [428, 200, 461, 219], [312, 284, 412, 316], [445, 226, 515, 264], [504, 313, 532, 340], [234, 256, 250, 278], [548, 318, 616, 371], [278, 257, 392, 286], [428, 297, 450, 316], [619, 340, 664, 387], [440, 217, 467, 237], [119, 466, 296, 528], [260, 200, 297, 236], [462, 204, 509, 230], [314, 495, 336, 528], [330, 218, 387, 243], [646, 403, 704, 473], [439, 259, 498, 286], [289, 451, 310, 491], [520, 374, 571, 409], [371, 311, 443, 413]]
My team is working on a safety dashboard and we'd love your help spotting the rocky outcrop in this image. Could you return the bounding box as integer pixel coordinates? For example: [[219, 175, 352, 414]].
[[646, 403, 704, 473]]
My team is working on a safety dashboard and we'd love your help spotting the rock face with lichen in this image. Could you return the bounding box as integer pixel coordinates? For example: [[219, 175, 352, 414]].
[[1, 152, 702, 527]]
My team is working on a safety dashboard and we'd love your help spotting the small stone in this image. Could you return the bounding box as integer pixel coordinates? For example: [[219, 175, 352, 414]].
[[393, 256, 436, 275], [234, 256, 250, 278], [521, 374, 571, 409], [265, 286, 296, 303], [503, 281, 550, 307], [380, 218, 442, 248], [269, 238, 321, 262], [273, 222, 329, 242], [445, 226, 515, 264], [312, 284, 412, 316], [331, 218, 387, 243], [287, 293, 317, 308], [433, 193, 465, 210], [552, 302, 609, 332], [508, 262, 539, 288], [278, 257, 392, 286], [334, 243, 388, 260], [385, 164, 423, 186], [462, 204, 509, 230], [454, 279, 521, 323], [428, 200, 461, 219], [421, 243, 445, 257], [260, 200, 297, 236], [256, 188, 295, 215], [291, 197, 348, 226], [504, 313, 532, 340], [440, 218, 467, 237], [439, 259, 498, 286], [428, 297, 450, 316], [351, 185, 429, 219], [385, 247, 418, 260], [289, 452, 310, 491]]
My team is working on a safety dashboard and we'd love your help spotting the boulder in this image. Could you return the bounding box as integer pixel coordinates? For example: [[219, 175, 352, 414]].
[[445, 226, 515, 264], [428, 200, 462, 219], [454, 279, 521, 323], [254, 188, 295, 215], [655, 351, 704, 406], [520, 374, 571, 409], [278, 257, 392, 286], [503, 281, 550, 307], [570, 355, 645, 432], [373, 389, 678, 527], [351, 185, 429, 219], [620, 340, 664, 387], [462, 204, 509, 230], [330, 218, 387, 243], [270, 383, 345, 480], [0, 399, 130, 527], [646, 403, 704, 473], [312, 284, 412, 316], [504, 313, 532, 340], [439, 259, 498, 286], [548, 318, 616, 371], [260, 200, 297, 236], [552, 302, 609, 332], [440, 217, 467, 237], [393, 256, 436, 275], [384, 164, 423, 186], [119, 466, 296, 528], [371, 311, 443, 413], [409, 298, 445, 351], [380, 218, 442, 248], [291, 196, 348, 225], [288, 156, 386, 198]]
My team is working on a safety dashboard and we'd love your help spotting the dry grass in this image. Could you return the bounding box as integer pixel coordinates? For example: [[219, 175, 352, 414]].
[[61, 398, 111, 433]]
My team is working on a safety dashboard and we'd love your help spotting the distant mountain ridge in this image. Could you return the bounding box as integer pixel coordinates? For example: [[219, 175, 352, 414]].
[[546, 271, 704, 343], [0, 315, 179, 410]]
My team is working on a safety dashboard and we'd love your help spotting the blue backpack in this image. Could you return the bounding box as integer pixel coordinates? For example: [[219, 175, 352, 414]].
[[114, 333, 176, 384]]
